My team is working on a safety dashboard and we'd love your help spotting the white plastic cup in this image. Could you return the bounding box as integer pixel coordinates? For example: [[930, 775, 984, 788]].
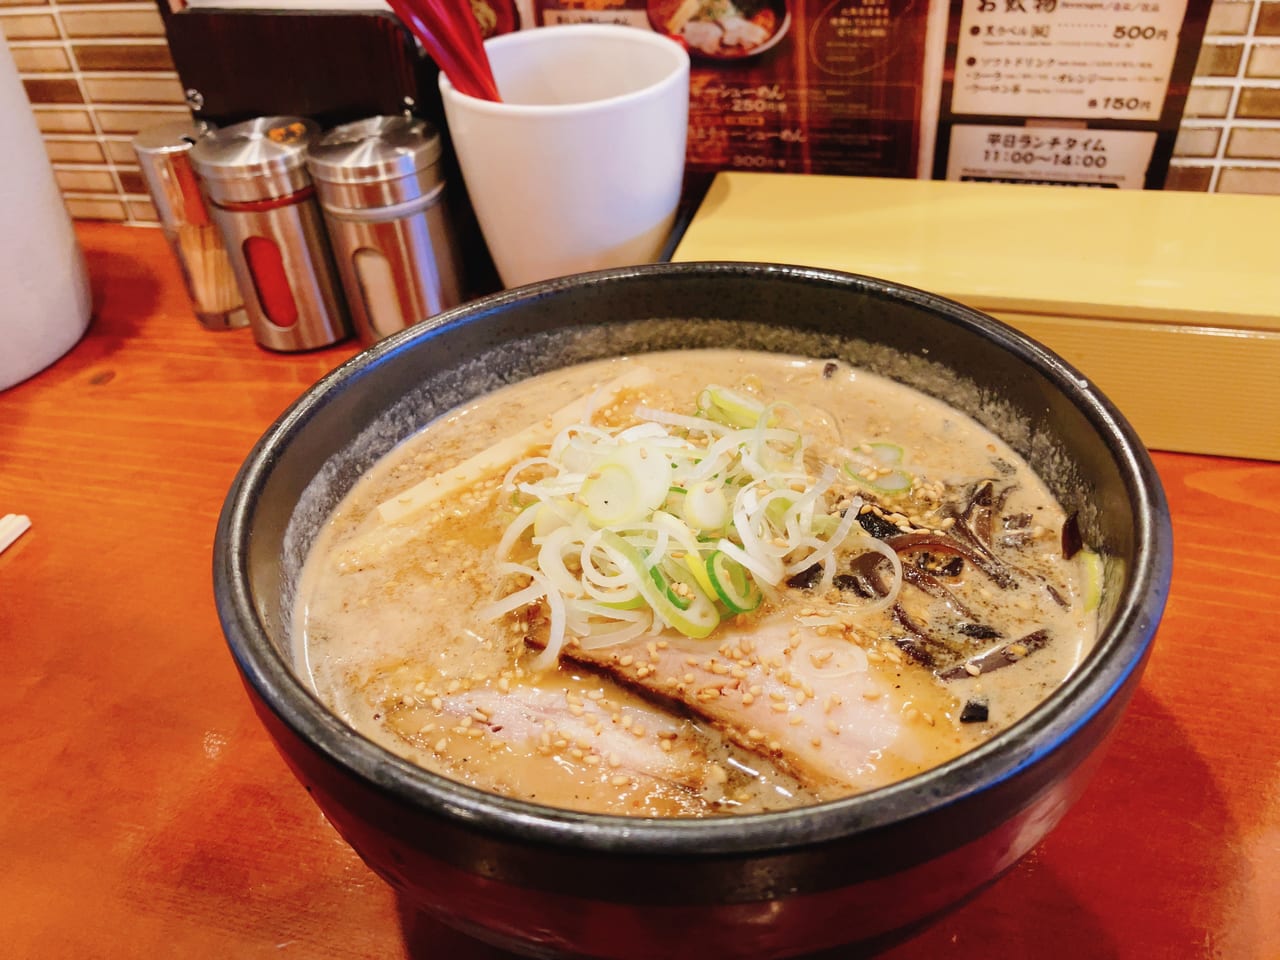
[[439, 24, 690, 289]]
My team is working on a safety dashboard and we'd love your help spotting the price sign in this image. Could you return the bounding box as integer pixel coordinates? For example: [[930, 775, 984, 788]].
[[945, 124, 1158, 187], [950, 0, 1191, 122]]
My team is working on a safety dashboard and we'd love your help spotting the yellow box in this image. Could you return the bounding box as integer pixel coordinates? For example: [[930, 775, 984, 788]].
[[673, 172, 1280, 460]]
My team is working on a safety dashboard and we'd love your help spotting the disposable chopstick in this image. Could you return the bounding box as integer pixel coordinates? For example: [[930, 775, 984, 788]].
[[386, 0, 500, 102], [0, 513, 31, 555]]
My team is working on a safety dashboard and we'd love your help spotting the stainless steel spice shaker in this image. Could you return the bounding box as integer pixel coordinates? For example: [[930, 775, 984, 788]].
[[188, 117, 350, 352], [305, 116, 464, 344], [132, 120, 248, 331]]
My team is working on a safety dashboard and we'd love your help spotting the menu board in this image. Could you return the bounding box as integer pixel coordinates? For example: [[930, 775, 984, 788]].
[[950, 0, 1191, 121], [506, 0, 1210, 186]]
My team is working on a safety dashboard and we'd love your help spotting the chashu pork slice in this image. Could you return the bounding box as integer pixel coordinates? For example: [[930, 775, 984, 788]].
[[551, 612, 924, 793], [376, 672, 731, 816]]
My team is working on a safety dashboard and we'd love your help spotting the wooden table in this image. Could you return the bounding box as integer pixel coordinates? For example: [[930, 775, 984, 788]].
[[2, 223, 1276, 958]]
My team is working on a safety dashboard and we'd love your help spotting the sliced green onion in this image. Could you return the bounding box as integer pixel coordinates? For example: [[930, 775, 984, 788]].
[[493, 562, 565, 673], [487, 381, 930, 661], [601, 531, 719, 638], [867, 442, 903, 465], [651, 562, 691, 611], [571, 603, 652, 649], [533, 501, 577, 538], [683, 481, 729, 532], [841, 442, 913, 494], [1081, 549, 1104, 612], [662, 485, 687, 515], [706, 551, 762, 614], [697, 385, 768, 429], [842, 460, 912, 494], [579, 444, 670, 527], [649, 511, 717, 599], [715, 536, 782, 587], [496, 503, 540, 561], [535, 525, 586, 599], [764, 492, 795, 529], [597, 592, 647, 610], [635, 404, 731, 436]]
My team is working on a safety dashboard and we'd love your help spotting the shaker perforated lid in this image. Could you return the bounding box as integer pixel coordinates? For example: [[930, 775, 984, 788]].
[[189, 116, 319, 205], [132, 118, 210, 155], [306, 115, 446, 211], [131, 119, 212, 227]]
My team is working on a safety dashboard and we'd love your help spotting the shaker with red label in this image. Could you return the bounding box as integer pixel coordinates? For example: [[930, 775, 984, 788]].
[[189, 116, 350, 352]]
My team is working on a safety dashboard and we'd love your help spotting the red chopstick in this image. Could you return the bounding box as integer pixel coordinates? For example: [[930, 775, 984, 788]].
[[386, 0, 501, 102]]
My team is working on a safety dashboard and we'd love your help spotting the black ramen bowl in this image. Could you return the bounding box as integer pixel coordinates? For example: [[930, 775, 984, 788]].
[[214, 263, 1172, 959]]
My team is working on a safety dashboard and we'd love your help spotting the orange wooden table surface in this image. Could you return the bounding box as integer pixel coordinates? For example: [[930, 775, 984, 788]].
[[2, 223, 1277, 959]]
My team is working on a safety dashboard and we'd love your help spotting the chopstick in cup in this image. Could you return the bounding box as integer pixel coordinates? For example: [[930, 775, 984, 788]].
[[410, 0, 500, 101], [386, 0, 501, 102]]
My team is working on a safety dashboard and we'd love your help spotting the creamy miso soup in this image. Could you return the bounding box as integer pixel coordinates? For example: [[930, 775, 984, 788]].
[[295, 350, 1099, 816]]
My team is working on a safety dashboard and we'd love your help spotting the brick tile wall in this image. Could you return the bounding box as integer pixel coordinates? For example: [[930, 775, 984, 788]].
[[1169, 0, 1280, 192], [2, 1, 186, 223]]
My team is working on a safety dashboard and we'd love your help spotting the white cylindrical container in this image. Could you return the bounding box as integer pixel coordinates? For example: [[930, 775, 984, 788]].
[[438, 24, 689, 288], [0, 42, 93, 392]]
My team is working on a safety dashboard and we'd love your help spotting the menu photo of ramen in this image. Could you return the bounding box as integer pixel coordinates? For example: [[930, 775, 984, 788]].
[[471, 0, 521, 36], [647, 0, 791, 59]]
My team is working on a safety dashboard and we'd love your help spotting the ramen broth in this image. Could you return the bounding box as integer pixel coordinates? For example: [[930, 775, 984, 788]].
[[295, 351, 1098, 816]]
